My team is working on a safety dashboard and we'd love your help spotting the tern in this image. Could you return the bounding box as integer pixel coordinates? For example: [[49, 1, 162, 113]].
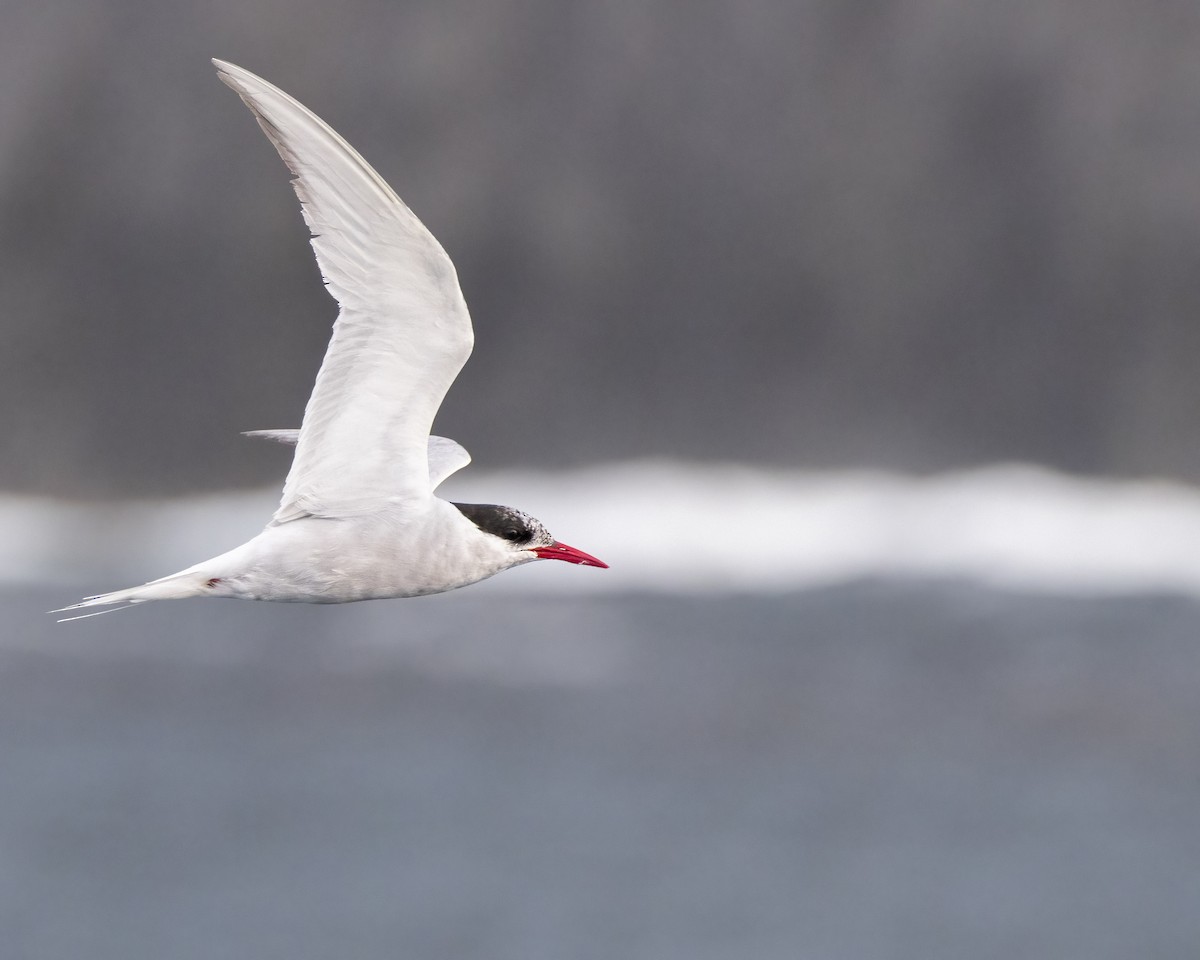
[[55, 60, 607, 621]]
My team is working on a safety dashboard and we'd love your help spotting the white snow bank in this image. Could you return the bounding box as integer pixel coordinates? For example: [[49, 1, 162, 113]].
[[7, 461, 1200, 596]]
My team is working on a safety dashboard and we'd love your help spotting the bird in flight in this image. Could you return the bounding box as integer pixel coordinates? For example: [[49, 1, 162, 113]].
[[55, 60, 606, 621]]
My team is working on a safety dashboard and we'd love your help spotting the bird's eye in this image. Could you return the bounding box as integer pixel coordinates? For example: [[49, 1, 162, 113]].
[[504, 528, 524, 542]]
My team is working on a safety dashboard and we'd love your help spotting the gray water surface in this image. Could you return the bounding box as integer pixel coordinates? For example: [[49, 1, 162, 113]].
[[5, 583, 1200, 959]]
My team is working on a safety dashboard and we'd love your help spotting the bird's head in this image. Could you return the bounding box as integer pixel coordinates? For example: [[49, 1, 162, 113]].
[[452, 502, 608, 569]]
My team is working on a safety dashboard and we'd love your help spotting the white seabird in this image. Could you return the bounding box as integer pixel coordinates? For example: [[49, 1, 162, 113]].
[[55, 60, 606, 621]]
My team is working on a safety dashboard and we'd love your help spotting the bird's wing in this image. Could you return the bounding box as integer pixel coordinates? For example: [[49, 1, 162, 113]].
[[425, 435, 472, 489], [215, 60, 474, 522], [244, 430, 471, 490]]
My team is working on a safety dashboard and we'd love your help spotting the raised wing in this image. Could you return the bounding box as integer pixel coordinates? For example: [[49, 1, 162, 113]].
[[243, 430, 471, 490], [215, 60, 474, 522], [425, 435, 472, 488]]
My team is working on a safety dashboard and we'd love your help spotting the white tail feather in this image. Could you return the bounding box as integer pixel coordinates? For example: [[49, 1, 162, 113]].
[[52, 572, 216, 622], [55, 601, 148, 623]]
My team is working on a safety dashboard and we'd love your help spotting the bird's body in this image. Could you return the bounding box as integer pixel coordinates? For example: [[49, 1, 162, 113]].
[[55, 60, 605, 621], [141, 500, 527, 605]]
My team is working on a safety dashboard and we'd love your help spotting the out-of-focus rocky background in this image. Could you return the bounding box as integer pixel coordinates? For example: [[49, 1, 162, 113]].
[[6, 0, 1200, 496]]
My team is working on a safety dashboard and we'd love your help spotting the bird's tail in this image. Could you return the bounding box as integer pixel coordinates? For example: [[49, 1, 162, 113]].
[[51, 572, 217, 622]]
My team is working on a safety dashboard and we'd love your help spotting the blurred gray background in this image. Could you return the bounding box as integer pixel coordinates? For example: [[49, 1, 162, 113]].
[[6, 3, 1200, 960], [6, 0, 1200, 496], [10, 583, 1200, 960]]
